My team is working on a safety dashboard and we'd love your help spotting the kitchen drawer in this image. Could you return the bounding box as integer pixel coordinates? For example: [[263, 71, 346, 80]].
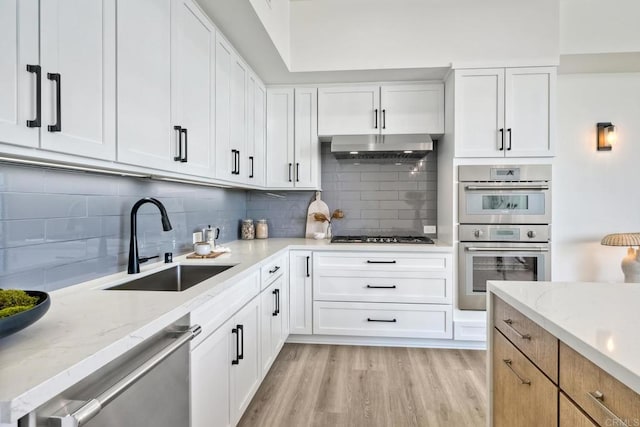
[[492, 329, 558, 427], [190, 270, 260, 348], [560, 342, 640, 427], [493, 296, 558, 383], [559, 392, 598, 427], [261, 252, 286, 290], [313, 251, 449, 272], [314, 272, 449, 304], [313, 301, 452, 339]]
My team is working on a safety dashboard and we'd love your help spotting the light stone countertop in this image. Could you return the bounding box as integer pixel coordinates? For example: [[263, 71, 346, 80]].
[[0, 238, 452, 424], [489, 281, 640, 395]]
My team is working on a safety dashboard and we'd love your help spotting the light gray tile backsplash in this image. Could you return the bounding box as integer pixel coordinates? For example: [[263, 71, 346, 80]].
[[0, 164, 246, 292], [246, 142, 437, 238]]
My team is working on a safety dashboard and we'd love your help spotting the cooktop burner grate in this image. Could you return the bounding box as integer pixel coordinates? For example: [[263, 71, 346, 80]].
[[330, 235, 435, 244]]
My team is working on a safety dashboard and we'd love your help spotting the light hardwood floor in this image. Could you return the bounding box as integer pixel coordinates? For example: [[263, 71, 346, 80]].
[[239, 344, 487, 427]]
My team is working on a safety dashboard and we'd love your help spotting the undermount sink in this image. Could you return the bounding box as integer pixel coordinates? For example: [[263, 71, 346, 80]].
[[105, 264, 235, 292]]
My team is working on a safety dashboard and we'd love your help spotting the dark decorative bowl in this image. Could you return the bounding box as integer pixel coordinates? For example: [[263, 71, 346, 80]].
[[0, 291, 51, 339]]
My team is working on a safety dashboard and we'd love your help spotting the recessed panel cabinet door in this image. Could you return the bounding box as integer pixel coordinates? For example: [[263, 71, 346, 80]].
[[0, 0, 39, 148], [253, 81, 266, 187], [380, 84, 444, 134], [454, 69, 505, 158], [215, 33, 233, 182], [318, 86, 380, 136], [289, 251, 313, 335], [230, 59, 247, 183], [266, 88, 294, 188], [171, 0, 215, 177], [39, 0, 116, 160], [294, 88, 319, 189], [116, 0, 175, 171]]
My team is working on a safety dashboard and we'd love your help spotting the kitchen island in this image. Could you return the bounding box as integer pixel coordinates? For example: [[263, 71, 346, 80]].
[[488, 281, 640, 427]]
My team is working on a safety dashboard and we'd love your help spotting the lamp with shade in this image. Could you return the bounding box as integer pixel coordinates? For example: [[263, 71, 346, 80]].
[[601, 233, 640, 282]]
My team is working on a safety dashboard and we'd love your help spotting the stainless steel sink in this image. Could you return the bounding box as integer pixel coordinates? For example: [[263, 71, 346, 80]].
[[105, 265, 234, 292]]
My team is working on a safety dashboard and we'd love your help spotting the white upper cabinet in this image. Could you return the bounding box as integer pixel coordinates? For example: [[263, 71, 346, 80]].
[[39, 0, 116, 160], [455, 67, 555, 158], [318, 85, 379, 135], [266, 88, 295, 188], [294, 88, 320, 189], [380, 84, 444, 135], [170, 0, 215, 176], [246, 74, 266, 187], [116, 0, 174, 170], [0, 0, 39, 148], [231, 59, 248, 182], [318, 83, 444, 136]]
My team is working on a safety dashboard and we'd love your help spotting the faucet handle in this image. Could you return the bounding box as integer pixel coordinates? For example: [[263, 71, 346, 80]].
[[139, 255, 160, 264]]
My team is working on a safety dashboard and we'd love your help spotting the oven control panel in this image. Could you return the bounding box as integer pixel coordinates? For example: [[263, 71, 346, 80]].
[[459, 224, 550, 242]]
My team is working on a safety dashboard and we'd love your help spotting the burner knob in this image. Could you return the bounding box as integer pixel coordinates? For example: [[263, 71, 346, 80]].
[[474, 230, 483, 238], [527, 230, 537, 238]]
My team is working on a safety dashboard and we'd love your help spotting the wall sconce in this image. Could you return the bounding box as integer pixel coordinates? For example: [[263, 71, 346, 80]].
[[597, 122, 615, 151]]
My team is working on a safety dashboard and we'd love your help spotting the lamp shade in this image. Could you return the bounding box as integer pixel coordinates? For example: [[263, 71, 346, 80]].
[[601, 233, 640, 247]]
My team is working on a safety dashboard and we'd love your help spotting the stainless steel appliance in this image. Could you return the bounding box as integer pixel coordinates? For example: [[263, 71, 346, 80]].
[[458, 165, 552, 310], [28, 320, 200, 427], [330, 134, 434, 162], [458, 164, 551, 224], [331, 235, 434, 244]]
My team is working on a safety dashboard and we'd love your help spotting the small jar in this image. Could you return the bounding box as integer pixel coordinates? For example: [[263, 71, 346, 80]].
[[241, 219, 255, 240], [255, 219, 268, 239]]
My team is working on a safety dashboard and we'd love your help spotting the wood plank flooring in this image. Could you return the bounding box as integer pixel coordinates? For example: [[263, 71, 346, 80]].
[[238, 344, 487, 427]]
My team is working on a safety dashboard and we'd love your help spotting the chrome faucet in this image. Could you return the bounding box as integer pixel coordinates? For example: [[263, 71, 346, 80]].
[[128, 198, 173, 274]]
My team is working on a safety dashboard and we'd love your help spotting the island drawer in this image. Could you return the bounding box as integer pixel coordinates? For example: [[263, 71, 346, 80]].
[[559, 392, 598, 427], [261, 252, 286, 289], [314, 272, 450, 304], [313, 301, 452, 339], [313, 252, 450, 272], [493, 296, 558, 383], [560, 342, 640, 427]]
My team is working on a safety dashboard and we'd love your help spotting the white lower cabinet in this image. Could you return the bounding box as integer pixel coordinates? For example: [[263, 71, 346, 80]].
[[260, 274, 288, 377], [289, 251, 313, 335]]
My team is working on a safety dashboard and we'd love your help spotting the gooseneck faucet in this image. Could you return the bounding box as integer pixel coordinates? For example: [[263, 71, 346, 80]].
[[128, 198, 173, 274]]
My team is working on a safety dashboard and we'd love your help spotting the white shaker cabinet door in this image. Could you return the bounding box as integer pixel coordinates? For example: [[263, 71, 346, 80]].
[[294, 87, 319, 189], [252, 80, 267, 187], [116, 0, 175, 171], [230, 58, 248, 184], [215, 33, 234, 182], [380, 83, 444, 135], [266, 88, 294, 188], [171, 0, 215, 177], [454, 68, 505, 158], [289, 251, 313, 335], [0, 0, 39, 148], [318, 85, 380, 136], [505, 67, 556, 158], [39, 0, 116, 160]]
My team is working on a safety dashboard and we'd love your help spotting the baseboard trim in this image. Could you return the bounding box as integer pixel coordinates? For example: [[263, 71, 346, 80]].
[[286, 334, 487, 350]]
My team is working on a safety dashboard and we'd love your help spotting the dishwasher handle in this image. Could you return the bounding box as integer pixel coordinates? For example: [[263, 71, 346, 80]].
[[48, 325, 202, 427]]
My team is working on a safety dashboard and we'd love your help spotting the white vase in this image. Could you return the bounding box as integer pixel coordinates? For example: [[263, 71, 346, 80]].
[[621, 247, 640, 283]]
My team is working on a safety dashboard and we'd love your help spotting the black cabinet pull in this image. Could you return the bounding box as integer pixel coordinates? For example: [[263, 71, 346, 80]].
[[181, 128, 188, 162], [498, 128, 505, 151], [26, 65, 41, 128], [366, 260, 396, 264], [367, 318, 397, 323], [288, 163, 292, 182], [47, 73, 61, 132], [238, 324, 244, 360], [235, 150, 240, 175], [374, 108, 378, 129], [507, 128, 512, 151], [296, 163, 300, 182], [269, 265, 280, 274], [231, 326, 240, 365], [173, 126, 183, 161], [366, 285, 397, 289], [249, 156, 254, 178], [382, 109, 386, 129], [272, 288, 280, 316], [306, 256, 310, 278], [231, 150, 237, 174]]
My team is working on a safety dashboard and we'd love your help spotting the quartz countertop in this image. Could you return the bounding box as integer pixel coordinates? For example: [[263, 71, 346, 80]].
[[489, 281, 640, 395], [0, 238, 452, 424]]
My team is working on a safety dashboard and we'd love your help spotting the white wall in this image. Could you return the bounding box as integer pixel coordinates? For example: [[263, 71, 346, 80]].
[[289, 0, 559, 72], [560, 0, 640, 55], [553, 73, 640, 282], [249, 0, 291, 67]]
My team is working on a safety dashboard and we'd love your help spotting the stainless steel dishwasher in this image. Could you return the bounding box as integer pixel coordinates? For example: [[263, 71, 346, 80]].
[[23, 318, 200, 427]]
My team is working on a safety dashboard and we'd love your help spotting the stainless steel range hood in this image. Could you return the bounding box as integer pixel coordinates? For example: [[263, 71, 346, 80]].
[[330, 134, 434, 161]]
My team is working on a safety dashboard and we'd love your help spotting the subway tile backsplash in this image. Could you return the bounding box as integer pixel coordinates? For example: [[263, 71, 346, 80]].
[[247, 142, 437, 237], [0, 164, 246, 292]]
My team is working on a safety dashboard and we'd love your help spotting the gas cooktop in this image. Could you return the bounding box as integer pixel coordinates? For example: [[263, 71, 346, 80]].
[[330, 235, 434, 244]]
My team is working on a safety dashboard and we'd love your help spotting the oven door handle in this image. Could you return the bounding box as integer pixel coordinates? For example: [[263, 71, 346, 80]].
[[465, 247, 549, 252], [464, 184, 549, 191]]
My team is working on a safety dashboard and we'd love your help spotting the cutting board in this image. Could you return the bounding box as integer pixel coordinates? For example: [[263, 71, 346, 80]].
[[305, 192, 330, 238]]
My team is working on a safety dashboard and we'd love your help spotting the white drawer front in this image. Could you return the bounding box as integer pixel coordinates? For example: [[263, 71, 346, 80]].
[[261, 252, 286, 289], [314, 251, 449, 272], [313, 301, 452, 339], [315, 273, 450, 304]]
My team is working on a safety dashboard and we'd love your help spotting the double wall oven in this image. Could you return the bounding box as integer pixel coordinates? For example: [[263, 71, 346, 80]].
[[458, 165, 552, 310]]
